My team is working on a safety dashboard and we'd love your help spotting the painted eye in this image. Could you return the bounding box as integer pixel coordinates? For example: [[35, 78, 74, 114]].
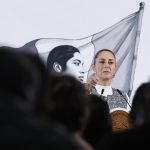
[[73, 62, 80, 66]]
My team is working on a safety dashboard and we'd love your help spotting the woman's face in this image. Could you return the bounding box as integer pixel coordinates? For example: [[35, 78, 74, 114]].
[[93, 51, 116, 81], [64, 52, 84, 82]]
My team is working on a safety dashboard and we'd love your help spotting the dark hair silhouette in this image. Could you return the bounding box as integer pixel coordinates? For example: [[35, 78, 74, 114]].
[[129, 82, 150, 127], [46, 75, 90, 133], [0, 47, 80, 149], [83, 94, 112, 148]]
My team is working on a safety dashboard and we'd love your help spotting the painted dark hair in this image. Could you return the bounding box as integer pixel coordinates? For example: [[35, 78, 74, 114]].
[[47, 45, 80, 74]]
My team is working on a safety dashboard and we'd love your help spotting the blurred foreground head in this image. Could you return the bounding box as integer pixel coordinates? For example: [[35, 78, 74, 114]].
[[0, 46, 49, 113], [83, 94, 112, 148], [129, 82, 150, 127], [0, 47, 81, 149], [46, 74, 90, 133]]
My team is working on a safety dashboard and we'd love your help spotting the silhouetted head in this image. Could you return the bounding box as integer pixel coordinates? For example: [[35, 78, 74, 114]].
[[0, 46, 49, 113], [46, 75, 90, 133], [129, 82, 150, 127], [83, 94, 112, 147]]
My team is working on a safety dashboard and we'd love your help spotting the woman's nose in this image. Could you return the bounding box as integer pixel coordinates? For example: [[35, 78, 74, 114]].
[[104, 62, 109, 67]]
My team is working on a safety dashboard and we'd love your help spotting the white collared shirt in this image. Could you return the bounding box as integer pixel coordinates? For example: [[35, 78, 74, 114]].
[[95, 84, 113, 97], [94, 84, 131, 113]]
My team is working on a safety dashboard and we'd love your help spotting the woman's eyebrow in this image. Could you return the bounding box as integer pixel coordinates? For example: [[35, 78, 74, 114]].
[[97, 58, 114, 61]]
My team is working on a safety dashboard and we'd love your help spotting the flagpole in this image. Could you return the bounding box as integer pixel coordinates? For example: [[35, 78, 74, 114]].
[[129, 2, 145, 97]]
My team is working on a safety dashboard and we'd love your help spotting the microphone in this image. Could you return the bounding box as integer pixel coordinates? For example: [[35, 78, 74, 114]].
[[101, 89, 104, 95], [117, 89, 131, 109]]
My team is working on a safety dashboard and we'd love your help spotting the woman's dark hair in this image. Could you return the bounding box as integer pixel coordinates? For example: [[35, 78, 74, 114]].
[[93, 49, 116, 64]]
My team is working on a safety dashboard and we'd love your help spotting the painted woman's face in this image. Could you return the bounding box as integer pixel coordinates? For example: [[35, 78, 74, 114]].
[[93, 51, 116, 81], [64, 52, 84, 82]]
